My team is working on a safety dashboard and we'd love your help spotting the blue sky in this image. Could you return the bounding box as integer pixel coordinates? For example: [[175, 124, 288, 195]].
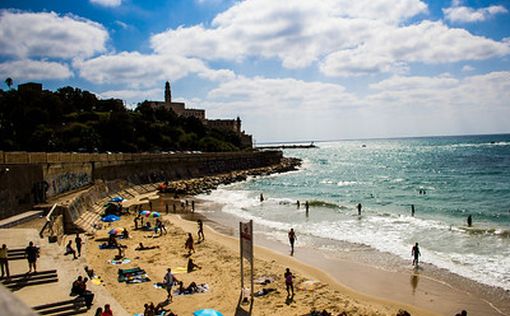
[[1, 0, 509, 143]]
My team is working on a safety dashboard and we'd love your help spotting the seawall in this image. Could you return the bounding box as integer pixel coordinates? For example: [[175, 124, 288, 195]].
[[0, 151, 283, 219]]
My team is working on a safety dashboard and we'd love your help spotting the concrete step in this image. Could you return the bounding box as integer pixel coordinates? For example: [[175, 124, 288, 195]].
[[0, 211, 44, 228]]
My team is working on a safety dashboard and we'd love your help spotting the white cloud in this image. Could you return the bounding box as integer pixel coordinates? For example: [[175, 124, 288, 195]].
[[90, 0, 122, 7], [0, 10, 108, 59], [0, 59, 72, 80], [150, 0, 508, 77], [199, 72, 510, 141], [73, 52, 235, 88], [320, 21, 510, 76], [462, 65, 475, 72], [443, 2, 507, 23]]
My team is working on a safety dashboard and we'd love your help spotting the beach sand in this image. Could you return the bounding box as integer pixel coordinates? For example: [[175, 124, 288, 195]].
[[85, 197, 434, 316]]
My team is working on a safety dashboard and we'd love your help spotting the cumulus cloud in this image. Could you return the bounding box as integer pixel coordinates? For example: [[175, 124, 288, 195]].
[[0, 10, 108, 59], [443, 2, 507, 23], [196, 72, 510, 140], [0, 60, 72, 80], [73, 52, 235, 88], [150, 0, 508, 77], [462, 65, 475, 72], [90, 0, 122, 7], [320, 21, 510, 76]]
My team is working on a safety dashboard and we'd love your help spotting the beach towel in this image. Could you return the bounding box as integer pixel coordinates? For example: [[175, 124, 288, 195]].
[[99, 243, 117, 249], [255, 276, 274, 285], [173, 283, 209, 296], [108, 258, 132, 265], [126, 274, 151, 284], [91, 277, 103, 285], [254, 288, 276, 297], [172, 266, 187, 274], [118, 267, 149, 283]]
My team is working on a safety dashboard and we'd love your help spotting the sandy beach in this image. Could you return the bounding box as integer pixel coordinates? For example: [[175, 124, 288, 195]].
[[85, 199, 429, 316]]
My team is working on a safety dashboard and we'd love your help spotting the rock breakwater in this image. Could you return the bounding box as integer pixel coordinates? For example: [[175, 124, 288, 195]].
[[159, 157, 301, 195]]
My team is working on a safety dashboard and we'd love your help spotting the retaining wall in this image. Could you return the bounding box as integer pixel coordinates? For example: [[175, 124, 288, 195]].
[[0, 151, 282, 219]]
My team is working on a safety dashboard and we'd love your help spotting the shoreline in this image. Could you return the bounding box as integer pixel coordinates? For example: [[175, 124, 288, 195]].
[[173, 194, 510, 316]]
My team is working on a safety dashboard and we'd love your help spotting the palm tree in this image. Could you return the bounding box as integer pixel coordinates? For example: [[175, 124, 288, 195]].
[[5, 77, 13, 89]]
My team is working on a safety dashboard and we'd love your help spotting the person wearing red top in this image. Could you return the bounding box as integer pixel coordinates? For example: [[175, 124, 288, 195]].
[[101, 304, 113, 316]]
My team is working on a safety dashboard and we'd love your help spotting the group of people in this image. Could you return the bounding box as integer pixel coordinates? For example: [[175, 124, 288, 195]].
[[64, 233, 83, 260], [70, 275, 95, 309], [94, 304, 114, 316]]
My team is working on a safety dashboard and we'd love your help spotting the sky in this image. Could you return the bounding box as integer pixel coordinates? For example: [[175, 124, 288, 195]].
[[0, 0, 509, 143]]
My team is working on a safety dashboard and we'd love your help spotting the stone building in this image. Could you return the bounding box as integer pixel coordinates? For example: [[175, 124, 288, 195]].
[[146, 81, 205, 120], [147, 82, 253, 148]]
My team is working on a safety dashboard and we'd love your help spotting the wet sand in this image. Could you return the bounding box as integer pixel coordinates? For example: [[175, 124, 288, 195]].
[[183, 197, 510, 316]]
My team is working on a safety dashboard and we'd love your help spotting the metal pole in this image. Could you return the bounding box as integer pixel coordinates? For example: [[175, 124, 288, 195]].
[[250, 220, 254, 303], [240, 222, 244, 291]]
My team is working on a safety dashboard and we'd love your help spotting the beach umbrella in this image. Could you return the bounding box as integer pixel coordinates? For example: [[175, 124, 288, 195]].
[[193, 309, 224, 316], [145, 211, 160, 218], [110, 196, 124, 203], [108, 227, 125, 235], [101, 214, 120, 222], [139, 210, 151, 216]]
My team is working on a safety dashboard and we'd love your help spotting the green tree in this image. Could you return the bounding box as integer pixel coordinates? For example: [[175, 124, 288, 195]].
[[4, 77, 13, 89]]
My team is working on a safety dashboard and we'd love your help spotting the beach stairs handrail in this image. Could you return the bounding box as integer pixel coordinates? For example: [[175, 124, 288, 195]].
[[32, 296, 88, 316], [0, 270, 58, 291], [39, 204, 58, 238]]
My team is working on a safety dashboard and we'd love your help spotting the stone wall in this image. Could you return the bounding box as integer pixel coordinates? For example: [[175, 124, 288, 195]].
[[0, 151, 283, 219]]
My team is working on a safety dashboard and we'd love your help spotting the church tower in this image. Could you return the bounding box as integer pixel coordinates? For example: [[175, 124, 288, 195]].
[[164, 81, 171, 103]]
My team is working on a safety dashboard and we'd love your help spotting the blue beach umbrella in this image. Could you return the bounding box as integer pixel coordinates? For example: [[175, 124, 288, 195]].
[[110, 196, 124, 203], [101, 214, 120, 222], [193, 309, 223, 316]]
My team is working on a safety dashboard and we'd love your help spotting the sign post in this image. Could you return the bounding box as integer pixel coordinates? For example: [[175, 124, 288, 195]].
[[240, 220, 254, 304]]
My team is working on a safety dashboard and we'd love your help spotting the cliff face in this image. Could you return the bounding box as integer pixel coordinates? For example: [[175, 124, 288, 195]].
[[0, 151, 283, 219]]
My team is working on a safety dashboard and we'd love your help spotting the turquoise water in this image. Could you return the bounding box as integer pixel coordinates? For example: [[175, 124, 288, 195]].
[[200, 134, 510, 290]]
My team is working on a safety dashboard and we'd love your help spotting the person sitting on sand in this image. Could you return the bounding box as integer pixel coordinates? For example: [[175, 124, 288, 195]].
[[108, 234, 118, 248], [122, 228, 129, 239], [177, 280, 199, 295], [187, 258, 201, 273], [135, 243, 160, 251], [64, 240, 78, 260], [71, 276, 84, 296], [184, 233, 195, 255], [84, 266, 96, 279]]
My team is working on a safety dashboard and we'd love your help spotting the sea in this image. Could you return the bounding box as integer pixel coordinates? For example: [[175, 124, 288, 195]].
[[197, 134, 510, 292]]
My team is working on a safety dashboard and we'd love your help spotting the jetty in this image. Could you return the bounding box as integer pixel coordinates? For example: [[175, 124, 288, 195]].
[[257, 142, 317, 150]]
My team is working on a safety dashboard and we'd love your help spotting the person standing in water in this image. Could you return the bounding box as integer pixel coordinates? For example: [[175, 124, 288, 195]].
[[412, 242, 421, 266], [467, 215, 472, 227], [411, 204, 415, 217], [260, 193, 264, 202], [305, 201, 309, 217], [357, 203, 362, 215], [288, 228, 296, 255]]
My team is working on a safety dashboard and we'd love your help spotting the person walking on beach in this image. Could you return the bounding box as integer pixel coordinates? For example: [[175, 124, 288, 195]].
[[411, 242, 421, 266], [467, 215, 472, 227], [185, 233, 195, 255], [197, 219, 205, 242], [0, 244, 10, 279], [260, 193, 264, 202], [288, 228, 296, 255], [25, 241, 39, 273], [163, 268, 178, 301], [284, 268, 294, 297], [357, 203, 362, 215], [297, 200, 300, 209], [75, 233, 83, 257], [411, 204, 415, 217], [305, 201, 309, 217], [191, 200, 195, 212]]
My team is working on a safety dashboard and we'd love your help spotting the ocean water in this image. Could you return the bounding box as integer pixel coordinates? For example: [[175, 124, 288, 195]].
[[199, 134, 510, 291]]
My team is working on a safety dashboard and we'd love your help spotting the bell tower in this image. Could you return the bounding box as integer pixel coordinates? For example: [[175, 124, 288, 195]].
[[164, 81, 171, 103]]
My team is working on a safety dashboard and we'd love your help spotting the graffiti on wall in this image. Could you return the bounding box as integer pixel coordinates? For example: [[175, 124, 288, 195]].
[[32, 181, 49, 203], [47, 172, 91, 196]]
